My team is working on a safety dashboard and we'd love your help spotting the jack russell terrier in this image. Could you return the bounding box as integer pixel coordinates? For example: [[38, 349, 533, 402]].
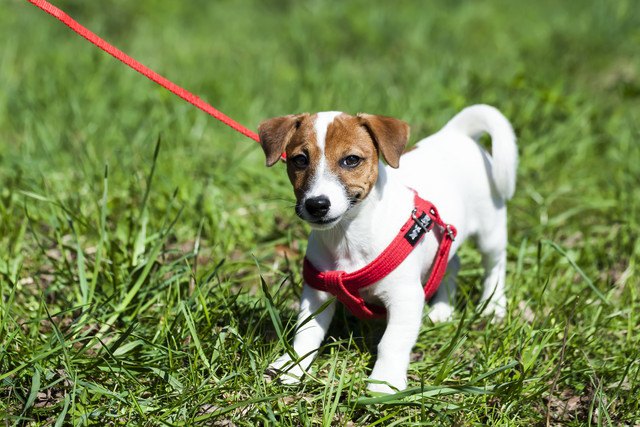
[[258, 105, 517, 393]]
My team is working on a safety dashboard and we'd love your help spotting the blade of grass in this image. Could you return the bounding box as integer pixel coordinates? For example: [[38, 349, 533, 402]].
[[323, 357, 348, 426], [54, 394, 70, 427], [88, 163, 109, 307], [132, 136, 161, 266], [189, 393, 288, 424], [180, 301, 212, 371], [20, 365, 40, 415], [69, 218, 88, 309], [356, 384, 494, 406], [543, 239, 609, 304]]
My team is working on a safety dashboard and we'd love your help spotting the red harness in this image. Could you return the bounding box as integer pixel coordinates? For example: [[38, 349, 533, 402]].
[[303, 192, 457, 319]]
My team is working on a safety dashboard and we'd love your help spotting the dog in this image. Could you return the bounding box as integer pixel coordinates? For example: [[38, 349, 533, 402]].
[[258, 105, 517, 393]]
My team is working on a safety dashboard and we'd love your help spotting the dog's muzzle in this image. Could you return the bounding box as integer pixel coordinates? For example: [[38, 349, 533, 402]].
[[304, 196, 331, 218]]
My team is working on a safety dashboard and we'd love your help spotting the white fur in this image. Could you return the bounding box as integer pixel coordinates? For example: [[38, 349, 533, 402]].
[[443, 105, 518, 199], [269, 105, 518, 393], [313, 111, 342, 151], [298, 112, 350, 226]]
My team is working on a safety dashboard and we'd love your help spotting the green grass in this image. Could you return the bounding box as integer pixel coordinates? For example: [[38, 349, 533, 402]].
[[1, 0, 639, 424]]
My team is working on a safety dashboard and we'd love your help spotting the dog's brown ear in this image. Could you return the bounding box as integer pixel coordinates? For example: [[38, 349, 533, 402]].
[[258, 114, 307, 167], [357, 114, 410, 168]]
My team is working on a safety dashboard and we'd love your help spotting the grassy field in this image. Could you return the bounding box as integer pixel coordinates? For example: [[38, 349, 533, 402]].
[[1, 0, 639, 425]]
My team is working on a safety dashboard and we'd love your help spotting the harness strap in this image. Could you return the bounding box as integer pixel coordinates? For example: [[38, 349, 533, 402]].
[[303, 191, 457, 319]]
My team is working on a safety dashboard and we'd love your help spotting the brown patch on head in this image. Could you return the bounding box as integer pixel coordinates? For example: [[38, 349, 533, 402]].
[[259, 113, 324, 205], [258, 114, 309, 166], [282, 114, 321, 201], [323, 114, 381, 202], [259, 112, 410, 217], [357, 114, 410, 168]]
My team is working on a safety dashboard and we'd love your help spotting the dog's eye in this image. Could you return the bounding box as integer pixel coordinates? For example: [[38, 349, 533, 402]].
[[340, 155, 362, 168], [291, 154, 309, 169]]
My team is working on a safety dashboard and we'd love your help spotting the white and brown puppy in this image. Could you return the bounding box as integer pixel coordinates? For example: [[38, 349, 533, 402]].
[[259, 105, 517, 393]]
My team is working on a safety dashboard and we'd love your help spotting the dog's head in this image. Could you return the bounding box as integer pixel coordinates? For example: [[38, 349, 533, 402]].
[[258, 112, 410, 229]]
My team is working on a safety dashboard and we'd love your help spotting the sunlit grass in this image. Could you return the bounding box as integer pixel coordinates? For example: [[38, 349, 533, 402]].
[[1, 0, 639, 424]]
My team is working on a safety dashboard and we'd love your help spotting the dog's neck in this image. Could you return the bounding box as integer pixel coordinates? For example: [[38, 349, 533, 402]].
[[309, 163, 413, 271]]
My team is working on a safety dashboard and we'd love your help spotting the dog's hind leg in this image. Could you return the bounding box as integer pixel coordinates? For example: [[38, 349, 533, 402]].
[[479, 250, 507, 319], [266, 284, 335, 384], [428, 254, 460, 323], [476, 225, 508, 320]]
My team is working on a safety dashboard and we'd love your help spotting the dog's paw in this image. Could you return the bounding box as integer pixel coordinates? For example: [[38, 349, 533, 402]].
[[366, 376, 406, 394], [480, 297, 507, 322], [265, 354, 305, 385], [366, 371, 406, 394], [366, 382, 398, 394], [428, 302, 455, 323]]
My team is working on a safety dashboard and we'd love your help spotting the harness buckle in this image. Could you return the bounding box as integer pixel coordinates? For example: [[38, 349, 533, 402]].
[[445, 224, 456, 241], [411, 208, 432, 233]]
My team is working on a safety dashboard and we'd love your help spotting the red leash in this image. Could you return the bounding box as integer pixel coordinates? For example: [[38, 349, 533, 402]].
[[26, 0, 260, 143]]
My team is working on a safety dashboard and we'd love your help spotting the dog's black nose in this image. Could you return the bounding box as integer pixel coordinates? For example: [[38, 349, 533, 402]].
[[305, 196, 331, 218]]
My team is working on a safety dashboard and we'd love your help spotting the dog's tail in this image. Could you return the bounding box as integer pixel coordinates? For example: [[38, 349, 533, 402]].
[[444, 104, 518, 200]]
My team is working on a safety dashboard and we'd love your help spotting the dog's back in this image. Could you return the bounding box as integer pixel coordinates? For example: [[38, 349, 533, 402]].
[[394, 104, 517, 322], [393, 104, 517, 243]]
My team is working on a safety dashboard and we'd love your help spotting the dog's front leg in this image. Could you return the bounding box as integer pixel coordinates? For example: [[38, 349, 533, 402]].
[[268, 283, 335, 384], [368, 283, 425, 394]]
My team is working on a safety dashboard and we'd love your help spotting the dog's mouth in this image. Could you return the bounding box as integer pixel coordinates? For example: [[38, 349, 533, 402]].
[[294, 195, 362, 230], [307, 216, 341, 227], [294, 204, 343, 229]]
